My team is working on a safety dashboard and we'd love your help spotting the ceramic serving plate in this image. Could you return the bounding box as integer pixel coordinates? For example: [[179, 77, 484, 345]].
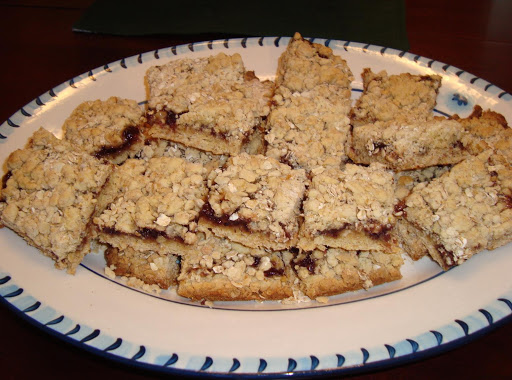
[[1, 36, 512, 378]]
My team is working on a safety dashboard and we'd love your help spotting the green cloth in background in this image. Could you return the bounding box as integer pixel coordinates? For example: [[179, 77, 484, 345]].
[[73, 0, 409, 51]]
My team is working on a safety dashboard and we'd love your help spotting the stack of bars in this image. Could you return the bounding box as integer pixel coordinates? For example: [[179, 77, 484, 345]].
[[1, 33, 512, 303]]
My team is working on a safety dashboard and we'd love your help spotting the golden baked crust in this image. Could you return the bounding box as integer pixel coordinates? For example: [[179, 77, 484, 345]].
[[276, 32, 353, 94], [198, 154, 307, 250], [94, 157, 208, 252], [290, 248, 403, 299], [0, 128, 113, 273], [178, 234, 295, 301], [62, 97, 144, 164], [402, 150, 512, 269], [350, 68, 442, 126], [105, 246, 179, 289], [299, 164, 400, 253], [144, 53, 273, 155], [348, 117, 469, 171]]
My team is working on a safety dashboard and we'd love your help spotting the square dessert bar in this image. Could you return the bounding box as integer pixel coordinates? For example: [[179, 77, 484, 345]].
[[265, 85, 352, 171], [299, 163, 400, 253], [178, 234, 295, 301], [0, 128, 113, 274], [289, 248, 403, 299], [94, 156, 208, 254], [62, 97, 144, 164], [350, 68, 442, 126], [275, 32, 353, 95], [198, 153, 307, 250], [144, 53, 273, 156], [105, 246, 179, 289], [401, 150, 512, 269], [348, 117, 470, 171]]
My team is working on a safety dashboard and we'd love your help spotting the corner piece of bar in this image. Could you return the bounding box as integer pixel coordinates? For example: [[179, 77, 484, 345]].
[[62, 97, 145, 164], [0, 128, 113, 274], [401, 150, 512, 269], [350, 68, 442, 127]]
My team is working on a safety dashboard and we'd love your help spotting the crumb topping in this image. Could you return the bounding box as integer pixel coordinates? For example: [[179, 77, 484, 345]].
[[145, 53, 273, 142], [62, 97, 143, 161], [351, 68, 442, 125], [404, 150, 512, 266], [94, 157, 207, 244], [179, 235, 288, 287], [0, 128, 112, 261], [202, 153, 307, 243], [349, 118, 468, 170], [265, 85, 351, 170], [303, 163, 397, 237], [276, 32, 353, 94]]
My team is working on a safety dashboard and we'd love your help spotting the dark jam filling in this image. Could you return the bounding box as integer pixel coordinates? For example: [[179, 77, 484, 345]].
[[200, 202, 251, 231], [251, 256, 261, 267], [500, 194, 512, 209], [2, 171, 12, 189], [320, 220, 392, 241], [264, 267, 284, 277], [436, 244, 455, 266], [94, 126, 141, 159], [294, 252, 316, 274], [102, 226, 184, 243], [394, 200, 407, 217]]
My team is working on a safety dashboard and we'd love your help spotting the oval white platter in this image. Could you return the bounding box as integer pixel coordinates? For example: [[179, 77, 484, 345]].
[[1, 36, 512, 378]]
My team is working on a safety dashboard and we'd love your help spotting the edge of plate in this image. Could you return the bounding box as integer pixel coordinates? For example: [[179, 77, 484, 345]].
[[1, 36, 512, 377]]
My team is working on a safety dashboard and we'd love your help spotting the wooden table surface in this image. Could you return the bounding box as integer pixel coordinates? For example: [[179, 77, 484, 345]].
[[1, 0, 511, 378]]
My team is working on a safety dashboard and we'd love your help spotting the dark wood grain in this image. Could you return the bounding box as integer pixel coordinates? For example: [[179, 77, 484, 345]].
[[1, 1, 511, 378]]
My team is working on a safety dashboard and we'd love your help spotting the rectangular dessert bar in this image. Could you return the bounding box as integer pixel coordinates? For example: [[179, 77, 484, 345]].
[[94, 156, 208, 254], [105, 246, 179, 289], [198, 153, 307, 251], [299, 163, 401, 253], [0, 128, 113, 274], [348, 117, 470, 171], [289, 248, 403, 300], [143, 53, 273, 156], [62, 96, 144, 164], [401, 150, 512, 269], [350, 68, 442, 126], [178, 234, 295, 301]]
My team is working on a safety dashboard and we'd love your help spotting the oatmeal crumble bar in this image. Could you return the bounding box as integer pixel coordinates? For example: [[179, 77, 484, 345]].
[[289, 248, 403, 299], [401, 150, 512, 269], [94, 156, 208, 253], [178, 234, 295, 301], [62, 97, 144, 164], [348, 117, 470, 171], [452, 105, 512, 161], [276, 32, 353, 95], [299, 163, 400, 253], [198, 153, 307, 250], [143, 53, 273, 155], [105, 246, 179, 289], [350, 68, 442, 126], [0, 128, 113, 273], [265, 85, 352, 171], [394, 165, 452, 201]]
